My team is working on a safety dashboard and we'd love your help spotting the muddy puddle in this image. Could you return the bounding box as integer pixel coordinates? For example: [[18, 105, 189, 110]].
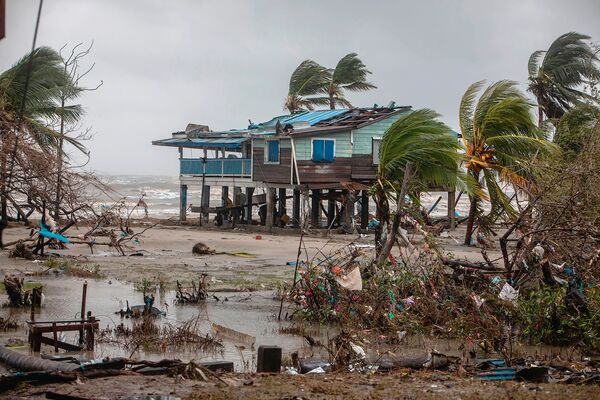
[[0, 276, 324, 371], [0, 277, 577, 373]]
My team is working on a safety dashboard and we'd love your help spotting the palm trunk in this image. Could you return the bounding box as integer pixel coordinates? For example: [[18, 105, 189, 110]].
[[376, 162, 412, 265], [536, 94, 544, 127], [0, 135, 7, 248], [54, 95, 65, 220], [463, 169, 480, 246]]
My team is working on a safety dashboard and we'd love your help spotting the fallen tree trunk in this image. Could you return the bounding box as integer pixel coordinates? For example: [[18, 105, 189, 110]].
[[0, 347, 80, 373]]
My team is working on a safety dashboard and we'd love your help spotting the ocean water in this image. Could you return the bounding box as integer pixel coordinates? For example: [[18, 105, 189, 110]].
[[99, 175, 475, 220]]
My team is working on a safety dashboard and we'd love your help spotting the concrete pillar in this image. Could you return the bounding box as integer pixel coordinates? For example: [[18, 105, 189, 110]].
[[245, 187, 254, 223], [292, 189, 301, 227], [201, 185, 210, 223], [327, 190, 336, 227], [360, 190, 369, 229], [311, 189, 321, 228], [448, 190, 456, 231], [179, 184, 188, 222], [266, 187, 275, 230]]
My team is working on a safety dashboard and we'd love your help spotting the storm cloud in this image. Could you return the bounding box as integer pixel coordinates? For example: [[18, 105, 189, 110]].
[[1, 0, 599, 175]]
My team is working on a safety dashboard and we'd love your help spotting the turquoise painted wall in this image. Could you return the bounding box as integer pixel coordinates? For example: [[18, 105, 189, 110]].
[[352, 112, 408, 154], [252, 111, 408, 161], [253, 137, 291, 150], [293, 131, 352, 160]]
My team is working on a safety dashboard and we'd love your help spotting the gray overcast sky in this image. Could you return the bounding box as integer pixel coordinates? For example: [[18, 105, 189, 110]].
[[1, 0, 599, 176]]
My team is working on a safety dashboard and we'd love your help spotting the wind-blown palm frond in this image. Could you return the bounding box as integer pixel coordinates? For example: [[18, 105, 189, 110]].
[[377, 109, 469, 193], [528, 32, 600, 123], [459, 80, 558, 243], [284, 60, 330, 113], [554, 103, 600, 158], [0, 47, 84, 149], [326, 53, 376, 109]]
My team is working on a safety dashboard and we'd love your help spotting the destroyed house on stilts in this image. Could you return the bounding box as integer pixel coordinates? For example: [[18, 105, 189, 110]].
[[152, 105, 458, 229]]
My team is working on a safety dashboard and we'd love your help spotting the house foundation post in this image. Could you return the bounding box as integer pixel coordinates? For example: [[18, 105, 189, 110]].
[[233, 186, 242, 224], [292, 189, 301, 228], [327, 190, 336, 227], [278, 188, 287, 226], [311, 189, 321, 228], [448, 190, 456, 230], [245, 187, 254, 223], [360, 190, 369, 229], [201, 185, 210, 223], [266, 187, 275, 231], [179, 184, 188, 223]]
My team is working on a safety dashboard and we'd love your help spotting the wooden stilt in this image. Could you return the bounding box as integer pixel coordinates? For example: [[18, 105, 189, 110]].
[[361, 190, 369, 229], [266, 188, 275, 230], [179, 184, 188, 222], [292, 189, 301, 227], [311, 189, 321, 228], [245, 187, 254, 223]]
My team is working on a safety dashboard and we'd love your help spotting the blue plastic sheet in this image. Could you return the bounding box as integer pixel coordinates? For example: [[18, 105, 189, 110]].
[[39, 223, 69, 244]]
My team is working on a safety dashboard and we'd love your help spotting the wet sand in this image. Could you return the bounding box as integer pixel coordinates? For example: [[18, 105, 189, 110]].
[[1, 223, 494, 290]]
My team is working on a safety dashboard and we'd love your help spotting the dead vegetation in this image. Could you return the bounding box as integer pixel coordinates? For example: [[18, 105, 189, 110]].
[[98, 315, 223, 355]]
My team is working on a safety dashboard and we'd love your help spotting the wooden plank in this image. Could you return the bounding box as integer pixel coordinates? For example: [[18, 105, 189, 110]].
[[40, 336, 83, 352], [31, 322, 99, 334]]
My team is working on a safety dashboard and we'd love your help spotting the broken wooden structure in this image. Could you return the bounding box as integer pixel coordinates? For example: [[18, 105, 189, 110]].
[[27, 281, 98, 352], [153, 106, 459, 231]]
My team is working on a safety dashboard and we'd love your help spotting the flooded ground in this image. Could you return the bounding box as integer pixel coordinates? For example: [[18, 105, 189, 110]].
[[0, 276, 319, 371]]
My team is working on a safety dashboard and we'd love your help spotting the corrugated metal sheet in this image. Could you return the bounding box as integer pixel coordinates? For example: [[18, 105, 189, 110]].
[[280, 109, 350, 126], [152, 137, 249, 149]]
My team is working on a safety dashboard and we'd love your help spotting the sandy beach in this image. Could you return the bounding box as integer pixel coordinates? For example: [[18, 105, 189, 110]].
[[1, 222, 492, 291]]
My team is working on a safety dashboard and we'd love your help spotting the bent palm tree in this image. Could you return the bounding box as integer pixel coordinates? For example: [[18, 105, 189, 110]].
[[528, 32, 600, 125], [460, 80, 556, 245], [374, 109, 467, 264], [554, 103, 600, 159], [323, 53, 376, 109], [0, 47, 83, 246], [284, 60, 330, 114]]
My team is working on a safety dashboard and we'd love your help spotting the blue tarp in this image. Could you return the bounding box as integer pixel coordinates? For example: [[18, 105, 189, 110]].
[[39, 223, 69, 244]]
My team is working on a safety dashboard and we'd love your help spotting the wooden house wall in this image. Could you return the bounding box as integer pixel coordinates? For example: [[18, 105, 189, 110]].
[[352, 112, 407, 154], [293, 131, 352, 160], [252, 138, 293, 184]]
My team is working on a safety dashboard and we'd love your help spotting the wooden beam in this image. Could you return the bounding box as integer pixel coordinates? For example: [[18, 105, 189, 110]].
[[266, 188, 275, 230], [292, 189, 300, 227], [360, 190, 369, 229], [311, 189, 321, 228], [39, 336, 83, 352], [179, 184, 188, 222]]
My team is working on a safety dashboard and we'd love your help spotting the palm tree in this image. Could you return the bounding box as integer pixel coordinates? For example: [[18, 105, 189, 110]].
[[374, 109, 467, 264], [554, 103, 600, 159], [284, 53, 376, 112], [0, 47, 82, 247], [528, 32, 600, 125], [460, 80, 556, 245], [284, 60, 330, 113], [323, 53, 376, 109]]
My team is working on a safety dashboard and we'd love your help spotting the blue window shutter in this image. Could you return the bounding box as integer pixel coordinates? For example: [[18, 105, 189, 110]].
[[312, 140, 324, 162], [324, 140, 334, 162], [267, 141, 279, 162]]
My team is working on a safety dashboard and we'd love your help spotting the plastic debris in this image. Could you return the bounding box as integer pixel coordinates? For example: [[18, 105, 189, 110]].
[[499, 282, 519, 301], [335, 267, 363, 291]]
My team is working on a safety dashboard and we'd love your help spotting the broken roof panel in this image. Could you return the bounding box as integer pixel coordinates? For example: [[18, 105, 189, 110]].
[[152, 137, 249, 149]]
